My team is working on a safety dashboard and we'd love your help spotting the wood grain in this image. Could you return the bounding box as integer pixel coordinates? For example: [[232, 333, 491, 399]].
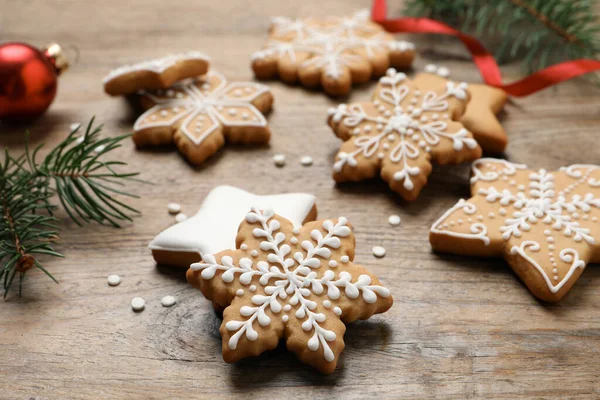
[[2, 0, 600, 398]]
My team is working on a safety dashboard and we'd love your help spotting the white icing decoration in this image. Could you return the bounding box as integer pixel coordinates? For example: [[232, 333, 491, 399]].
[[134, 71, 270, 146], [190, 208, 390, 360], [510, 242, 586, 293], [252, 10, 414, 84], [432, 158, 600, 294], [430, 199, 490, 245], [102, 51, 210, 83], [331, 69, 476, 191], [148, 186, 316, 267]]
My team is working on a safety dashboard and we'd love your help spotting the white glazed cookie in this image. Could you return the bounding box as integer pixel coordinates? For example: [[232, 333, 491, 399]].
[[252, 9, 415, 96], [187, 208, 393, 374], [133, 71, 274, 166], [103, 52, 210, 96], [328, 68, 482, 201], [149, 186, 317, 268], [430, 158, 600, 302]]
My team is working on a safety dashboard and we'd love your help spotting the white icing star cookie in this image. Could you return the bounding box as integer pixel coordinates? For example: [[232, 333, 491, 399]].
[[149, 186, 317, 268]]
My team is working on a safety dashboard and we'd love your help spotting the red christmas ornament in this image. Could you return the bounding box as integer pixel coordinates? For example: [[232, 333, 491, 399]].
[[0, 42, 69, 120]]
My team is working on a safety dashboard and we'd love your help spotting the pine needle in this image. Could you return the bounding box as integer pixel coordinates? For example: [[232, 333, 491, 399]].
[[0, 118, 141, 298], [404, 0, 600, 71]]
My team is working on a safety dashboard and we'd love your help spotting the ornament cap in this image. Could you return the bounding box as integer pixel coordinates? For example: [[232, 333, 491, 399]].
[[43, 43, 69, 75]]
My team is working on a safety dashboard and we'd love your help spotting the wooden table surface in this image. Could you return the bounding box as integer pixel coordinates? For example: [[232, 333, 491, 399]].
[[2, 0, 600, 399]]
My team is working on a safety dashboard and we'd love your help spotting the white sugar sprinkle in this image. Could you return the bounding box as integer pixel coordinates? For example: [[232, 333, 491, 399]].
[[93, 144, 106, 153], [372, 246, 386, 258], [167, 203, 181, 214], [70, 122, 81, 131], [388, 215, 401, 226], [131, 297, 145, 311], [107, 275, 121, 286], [161, 295, 176, 307], [175, 213, 188, 223], [300, 156, 313, 166], [273, 154, 286, 167]]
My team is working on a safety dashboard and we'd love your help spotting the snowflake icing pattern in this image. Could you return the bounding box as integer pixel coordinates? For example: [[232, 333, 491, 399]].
[[188, 208, 392, 373], [431, 158, 600, 301], [133, 71, 272, 165], [328, 68, 482, 201], [251, 10, 415, 95]]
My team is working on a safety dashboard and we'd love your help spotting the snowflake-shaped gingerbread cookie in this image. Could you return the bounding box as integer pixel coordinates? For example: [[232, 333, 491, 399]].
[[251, 10, 415, 96], [133, 71, 273, 166], [328, 68, 482, 201], [430, 158, 600, 302], [187, 208, 392, 374]]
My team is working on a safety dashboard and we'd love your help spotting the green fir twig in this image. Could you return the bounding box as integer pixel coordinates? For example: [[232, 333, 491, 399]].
[[404, 0, 600, 72], [0, 118, 141, 298]]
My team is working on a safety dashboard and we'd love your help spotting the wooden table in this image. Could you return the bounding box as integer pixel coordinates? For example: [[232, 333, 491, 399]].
[[2, 0, 600, 398]]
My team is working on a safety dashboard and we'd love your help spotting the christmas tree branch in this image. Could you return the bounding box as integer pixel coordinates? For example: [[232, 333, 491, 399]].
[[404, 0, 600, 71], [1, 118, 141, 297], [508, 0, 581, 46]]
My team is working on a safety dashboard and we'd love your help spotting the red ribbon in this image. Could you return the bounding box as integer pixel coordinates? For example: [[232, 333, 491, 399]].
[[372, 0, 600, 97]]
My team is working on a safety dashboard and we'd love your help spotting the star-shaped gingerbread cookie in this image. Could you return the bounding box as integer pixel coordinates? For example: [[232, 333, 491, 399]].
[[251, 10, 415, 96], [328, 68, 482, 201], [430, 158, 600, 302], [133, 70, 274, 166], [414, 65, 509, 153], [149, 186, 317, 268], [103, 52, 210, 96], [187, 208, 392, 374]]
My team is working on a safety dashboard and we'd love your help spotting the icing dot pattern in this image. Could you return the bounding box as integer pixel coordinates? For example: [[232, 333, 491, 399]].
[[431, 158, 600, 298]]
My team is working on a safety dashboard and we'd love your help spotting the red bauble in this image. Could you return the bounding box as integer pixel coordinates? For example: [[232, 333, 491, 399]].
[[0, 42, 68, 120]]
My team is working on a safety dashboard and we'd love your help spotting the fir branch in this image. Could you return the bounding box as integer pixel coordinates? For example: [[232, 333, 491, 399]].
[[0, 118, 141, 298], [404, 0, 600, 71]]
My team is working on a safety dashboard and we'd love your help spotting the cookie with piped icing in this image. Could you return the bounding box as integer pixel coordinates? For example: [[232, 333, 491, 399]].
[[149, 186, 317, 268], [328, 68, 482, 201], [251, 9, 415, 96], [430, 158, 600, 302], [414, 64, 509, 153], [103, 52, 210, 96], [132, 70, 273, 166], [187, 208, 392, 374]]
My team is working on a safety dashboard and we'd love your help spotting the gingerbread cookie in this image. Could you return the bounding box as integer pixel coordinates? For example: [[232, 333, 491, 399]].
[[430, 158, 600, 302], [251, 10, 415, 96], [414, 65, 509, 153], [103, 52, 210, 96], [149, 186, 317, 268], [328, 68, 482, 201], [133, 70, 273, 166], [187, 208, 392, 374]]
